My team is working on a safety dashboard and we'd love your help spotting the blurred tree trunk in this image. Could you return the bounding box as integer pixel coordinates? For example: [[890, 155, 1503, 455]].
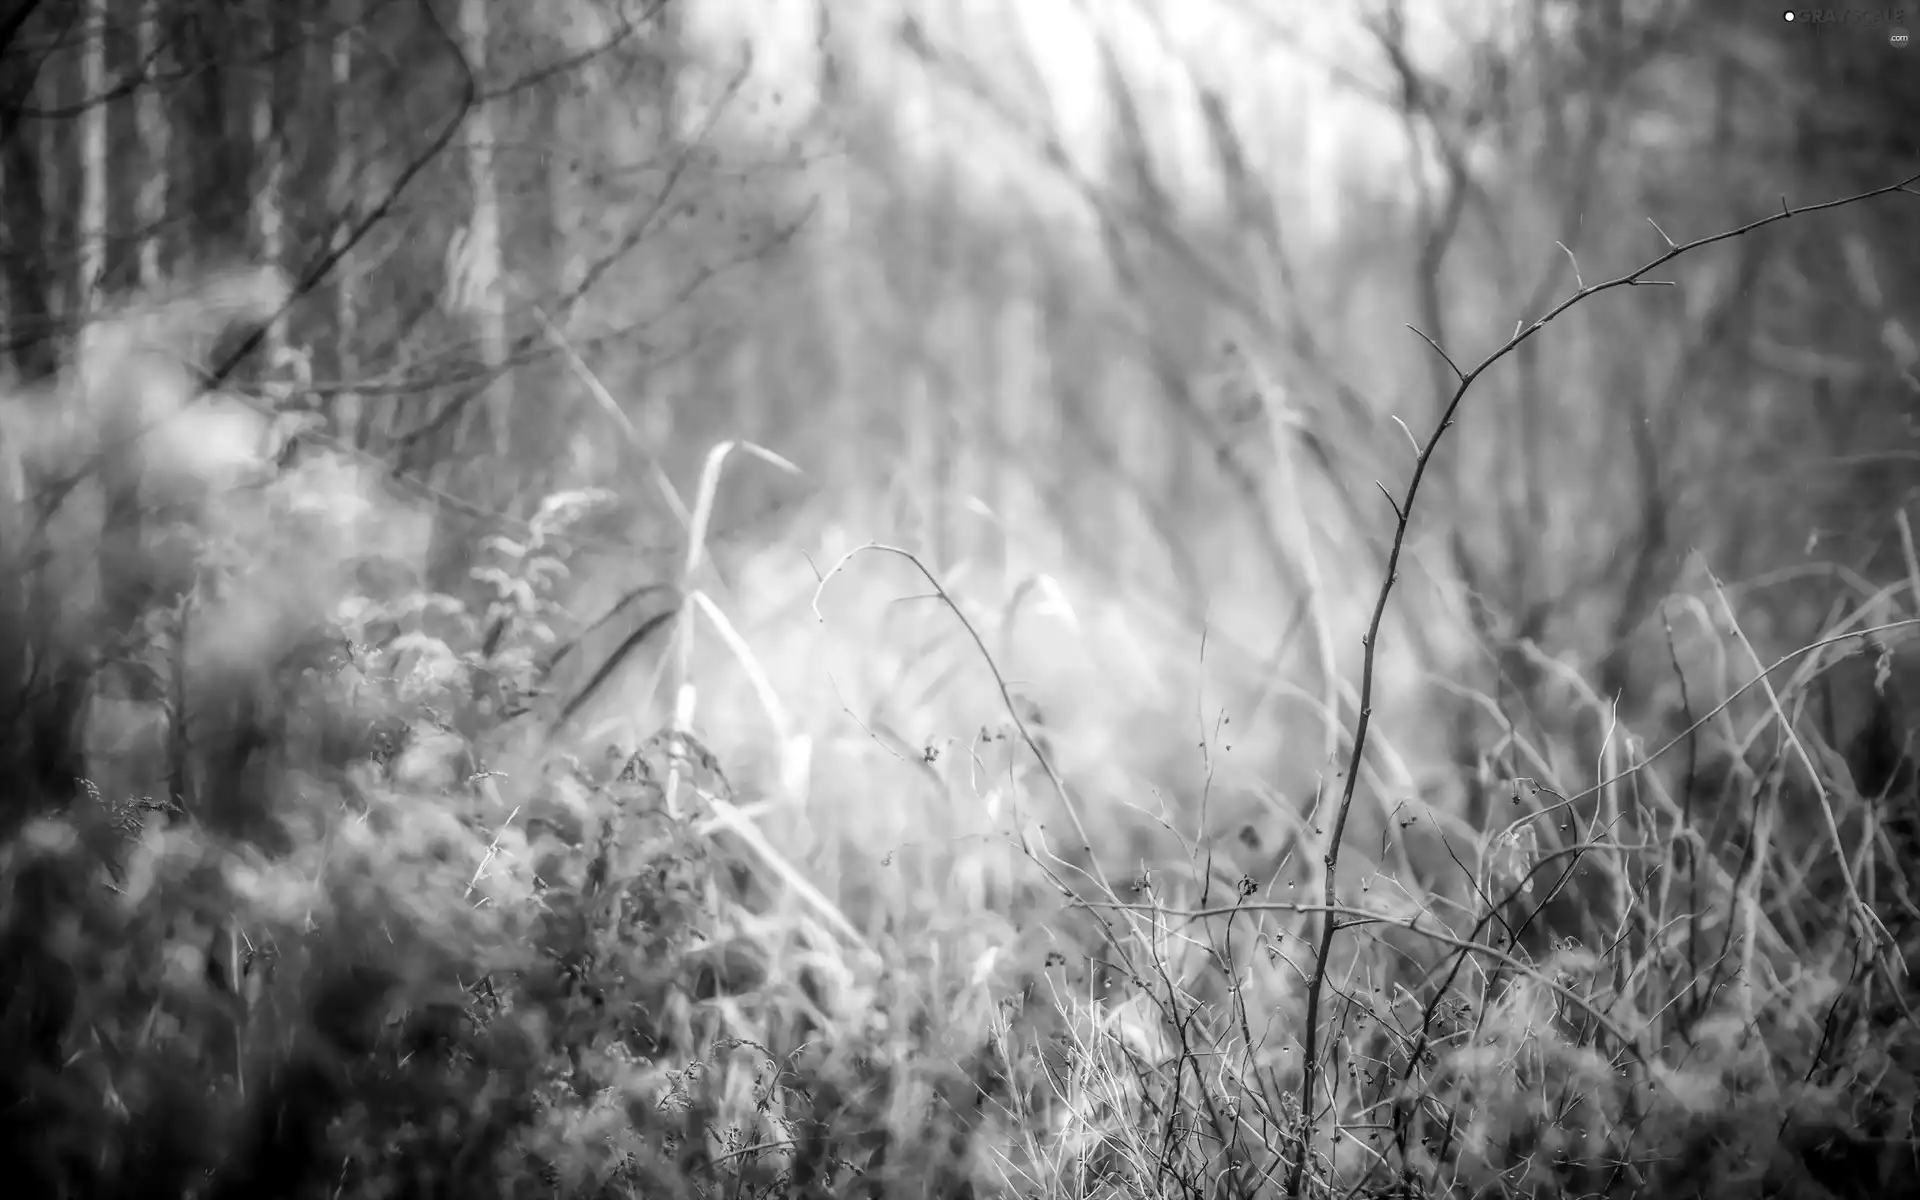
[[85, 0, 147, 665], [330, 0, 369, 445], [0, 6, 86, 820], [37, 9, 69, 331], [249, 0, 286, 367], [0, 4, 59, 381], [134, 0, 167, 287], [176, 3, 244, 258], [813, 1, 857, 488], [77, 0, 104, 322], [454, 0, 511, 470], [903, 183, 957, 565], [518, 75, 573, 497]]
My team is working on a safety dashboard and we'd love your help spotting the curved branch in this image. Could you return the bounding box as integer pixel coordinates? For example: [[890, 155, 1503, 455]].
[[1283, 166, 1920, 1198]]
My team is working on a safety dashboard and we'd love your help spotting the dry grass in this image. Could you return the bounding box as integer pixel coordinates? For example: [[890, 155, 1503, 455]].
[[4, 180, 1920, 1200]]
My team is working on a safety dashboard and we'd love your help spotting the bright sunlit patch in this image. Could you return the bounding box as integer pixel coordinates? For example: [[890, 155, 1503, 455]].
[[672, 0, 1491, 234]]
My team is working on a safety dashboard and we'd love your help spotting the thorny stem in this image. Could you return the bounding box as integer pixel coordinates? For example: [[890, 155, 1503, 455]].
[[1282, 168, 1920, 1198]]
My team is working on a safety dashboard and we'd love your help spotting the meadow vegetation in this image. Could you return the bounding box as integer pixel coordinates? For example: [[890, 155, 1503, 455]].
[[5, 175, 1920, 1200]]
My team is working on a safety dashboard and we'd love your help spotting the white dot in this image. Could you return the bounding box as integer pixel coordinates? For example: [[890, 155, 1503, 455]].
[[1783, 9, 1795, 19]]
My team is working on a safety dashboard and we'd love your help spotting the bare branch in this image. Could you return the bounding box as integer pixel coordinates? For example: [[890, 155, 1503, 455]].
[[1375, 480, 1403, 522], [1555, 240, 1584, 290], [1286, 167, 1920, 1195], [1405, 325, 1464, 382], [1388, 414, 1421, 460]]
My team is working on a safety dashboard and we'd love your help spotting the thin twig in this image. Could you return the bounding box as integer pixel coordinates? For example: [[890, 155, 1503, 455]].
[[810, 543, 1115, 897], [1282, 167, 1920, 1198], [1405, 326, 1463, 382]]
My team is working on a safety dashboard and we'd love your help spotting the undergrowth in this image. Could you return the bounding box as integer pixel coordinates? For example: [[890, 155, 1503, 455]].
[[3, 186, 1920, 1200]]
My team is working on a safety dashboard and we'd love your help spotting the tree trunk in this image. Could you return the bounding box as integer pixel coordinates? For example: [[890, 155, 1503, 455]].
[[0, 17, 59, 381], [135, 0, 169, 287], [77, 0, 104, 313], [331, 0, 366, 445], [455, 0, 512, 470], [250, 0, 286, 367]]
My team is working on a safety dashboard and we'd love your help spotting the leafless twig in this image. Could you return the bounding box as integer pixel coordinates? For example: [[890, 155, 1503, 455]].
[[1284, 167, 1920, 1198]]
